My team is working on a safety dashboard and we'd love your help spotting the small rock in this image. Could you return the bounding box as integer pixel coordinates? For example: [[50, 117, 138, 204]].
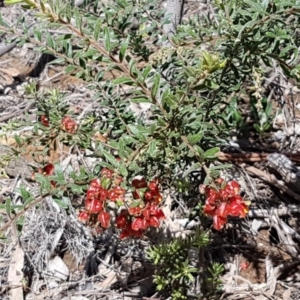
[[48, 281, 59, 289], [16, 84, 25, 96], [3, 87, 12, 95], [48, 256, 69, 282]]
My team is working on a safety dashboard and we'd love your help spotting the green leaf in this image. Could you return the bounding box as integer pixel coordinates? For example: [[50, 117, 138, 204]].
[[113, 77, 135, 85], [151, 73, 161, 99], [93, 19, 101, 41], [82, 49, 99, 58], [35, 173, 52, 192], [97, 161, 115, 172], [187, 132, 204, 145], [104, 26, 112, 52], [244, 0, 266, 12], [142, 65, 152, 79], [74, 9, 83, 34], [119, 37, 129, 62], [67, 183, 84, 194], [118, 164, 128, 177], [65, 65, 77, 74], [46, 33, 55, 49], [5, 0, 23, 4], [54, 197, 70, 209], [34, 30, 42, 42], [19, 186, 30, 200], [194, 145, 205, 162], [53, 171, 66, 185], [204, 147, 220, 159], [5, 198, 11, 219], [210, 164, 232, 170], [147, 139, 158, 158], [102, 151, 120, 168], [130, 96, 152, 103], [128, 124, 147, 142]]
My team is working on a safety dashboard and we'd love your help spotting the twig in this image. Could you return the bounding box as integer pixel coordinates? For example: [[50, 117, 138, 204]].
[[248, 205, 300, 218], [0, 101, 35, 123], [241, 164, 300, 202], [0, 194, 47, 233]]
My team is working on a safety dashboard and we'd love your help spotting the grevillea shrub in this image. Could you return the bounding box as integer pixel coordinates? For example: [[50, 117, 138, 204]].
[[3, 0, 300, 298]]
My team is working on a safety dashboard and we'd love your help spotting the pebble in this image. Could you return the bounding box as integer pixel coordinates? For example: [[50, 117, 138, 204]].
[[3, 86, 11, 95], [48, 256, 69, 282]]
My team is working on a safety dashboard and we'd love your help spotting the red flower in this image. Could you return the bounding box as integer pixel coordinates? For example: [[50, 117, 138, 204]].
[[61, 116, 78, 133], [86, 179, 108, 202], [146, 204, 165, 219], [132, 178, 147, 189], [149, 216, 160, 227], [35, 163, 56, 187], [101, 168, 114, 179], [78, 211, 90, 224], [98, 211, 110, 228], [98, 187, 109, 201], [202, 179, 250, 230], [85, 199, 103, 213], [42, 163, 55, 176], [40, 115, 49, 127], [116, 210, 128, 229], [132, 217, 148, 231], [148, 180, 159, 192], [144, 191, 153, 201], [128, 206, 143, 216], [213, 215, 227, 231], [119, 224, 143, 239], [226, 195, 249, 218], [108, 186, 125, 202], [89, 179, 101, 190]]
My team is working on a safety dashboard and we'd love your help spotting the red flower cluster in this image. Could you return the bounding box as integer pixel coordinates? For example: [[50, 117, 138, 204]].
[[39, 115, 78, 134], [39, 115, 49, 127], [116, 178, 165, 239], [39, 163, 55, 176], [78, 168, 125, 228], [78, 174, 165, 239], [32, 163, 56, 187], [61, 116, 78, 134], [201, 179, 250, 230]]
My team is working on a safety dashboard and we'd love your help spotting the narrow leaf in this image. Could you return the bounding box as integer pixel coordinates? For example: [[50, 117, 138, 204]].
[[113, 76, 135, 85], [151, 73, 160, 99], [119, 37, 129, 62], [104, 26, 111, 52], [93, 19, 101, 41], [204, 147, 220, 159]]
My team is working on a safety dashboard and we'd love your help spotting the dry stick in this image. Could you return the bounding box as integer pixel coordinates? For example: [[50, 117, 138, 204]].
[[0, 194, 47, 233], [240, 163, 300, 202], [248, 205, 300, 218], [0, 101, 35, 122], [218, 151, 300, 162]]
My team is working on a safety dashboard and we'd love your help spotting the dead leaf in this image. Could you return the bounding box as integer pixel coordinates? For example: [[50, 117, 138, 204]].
[[0, 67, 20, 77], [0, 71, 13, 85]]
